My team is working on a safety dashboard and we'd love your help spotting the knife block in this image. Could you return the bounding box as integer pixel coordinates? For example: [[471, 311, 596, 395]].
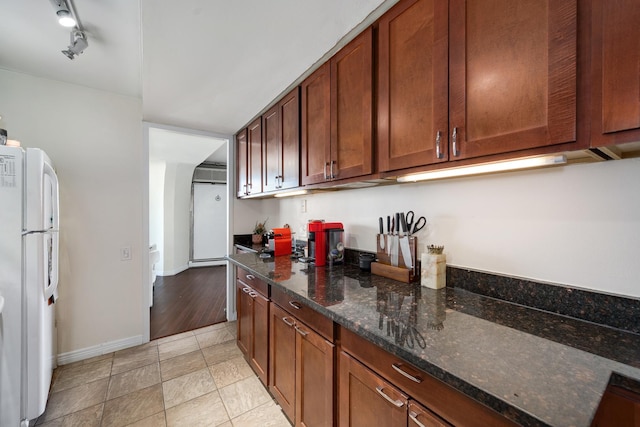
[[373, 234, 419, 283], [371, 262, 416, 283]]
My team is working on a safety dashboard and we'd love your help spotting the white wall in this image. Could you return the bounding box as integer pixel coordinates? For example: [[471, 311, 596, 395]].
[[276, 158, 640, 298], [159, 162, 195, 275], [149, 160, 165, 266], [0, 69, 145, 355], [233, 198, 282, 235]]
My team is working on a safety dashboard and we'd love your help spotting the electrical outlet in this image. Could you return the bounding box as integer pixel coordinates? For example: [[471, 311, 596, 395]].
[[301, 199, 307, 213], [121, 246, 132, 261]]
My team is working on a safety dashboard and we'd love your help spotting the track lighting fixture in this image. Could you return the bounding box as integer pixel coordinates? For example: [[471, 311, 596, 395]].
[[50, 0, 77, 28], [62, 30, 88, 60]]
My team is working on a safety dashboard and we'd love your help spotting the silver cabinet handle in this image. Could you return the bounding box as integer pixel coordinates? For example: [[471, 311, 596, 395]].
[[452, 126, 459, 157], [294, 325, 308, 336], [435, 131, 443, 159], [375, 386, 404, 408], [249, 291, 258, 298], [391, 363, 422, 383], [282, 317, 294, 327], [246, 274, 255, 281], [409, 411, 427, 427], [288, 301, 301, 310], [242, 287, 252, 294], [330, 160, 336, 179], [324, 162, 329, 180]]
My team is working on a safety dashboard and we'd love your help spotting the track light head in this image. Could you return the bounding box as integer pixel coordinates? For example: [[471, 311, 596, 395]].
[[50, 0, 77, 27], [61, 30, 88, 60]]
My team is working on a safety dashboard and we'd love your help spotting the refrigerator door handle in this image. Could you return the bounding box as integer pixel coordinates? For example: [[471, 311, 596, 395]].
[[43, 233, 59, 302], [0, 294, 4, 314], [42, 160, 59, 231]]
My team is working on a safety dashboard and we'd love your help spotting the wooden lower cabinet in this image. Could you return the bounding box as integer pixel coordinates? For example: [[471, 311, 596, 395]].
[[269, 302, 335, 426], [339, 351, 451, 427], [590, 384, 640, 427], [235, 277, 269, 385], [339, 351, 408, 426], [408, 401, 452, 427]]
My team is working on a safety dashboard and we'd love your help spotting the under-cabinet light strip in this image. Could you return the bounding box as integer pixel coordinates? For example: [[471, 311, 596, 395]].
[[396, 154, 567, 183], [274, 189, 309, 198]]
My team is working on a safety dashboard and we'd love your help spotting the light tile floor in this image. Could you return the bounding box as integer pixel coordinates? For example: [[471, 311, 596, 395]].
[[35, 321, 292, 426]]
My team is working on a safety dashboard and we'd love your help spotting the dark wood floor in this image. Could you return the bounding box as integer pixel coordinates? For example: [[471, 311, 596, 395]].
[[150, 265, 227, 340]]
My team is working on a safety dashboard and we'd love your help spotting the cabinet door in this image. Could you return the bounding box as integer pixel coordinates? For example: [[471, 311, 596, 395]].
[[449, 0, 577, 159], [236, 129, 248, 197], [409, 401, 452, 427], [301, 63, 331, 185], [339, 351, 408, 427], [590, 385, 640, 427], [295, 321, 334, 427], [247, 117, 263, 194], [590, 0, 640, 147], [378, 0, 449, 172], [279, 88, 301, 190], [262, 105, 281, 193], [330, 27, 373, 181], [269, 303, 297, 423], [236, 281, 252, 355], [250, 291, 269, 386]]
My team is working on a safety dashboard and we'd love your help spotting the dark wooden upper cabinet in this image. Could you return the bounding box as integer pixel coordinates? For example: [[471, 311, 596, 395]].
[[448, 0, 578, 160], [330, 26, 374, 181], [278, 88, 300, 191], [263, 88, 301, 192], [301, 62, 332, 185], [262, 104, 281, 193], [247, 117, 263, 195], [378, 0, 449, 172], [302, 28, 373, 185], [236, 129, 248, 197], [590, 0, 640, 148]]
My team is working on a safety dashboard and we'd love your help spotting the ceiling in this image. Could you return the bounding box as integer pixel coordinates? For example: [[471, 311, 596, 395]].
[[0, 0, 395, 136]]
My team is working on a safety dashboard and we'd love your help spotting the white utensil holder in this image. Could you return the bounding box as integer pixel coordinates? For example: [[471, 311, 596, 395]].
[[421, 253, 446, 289]]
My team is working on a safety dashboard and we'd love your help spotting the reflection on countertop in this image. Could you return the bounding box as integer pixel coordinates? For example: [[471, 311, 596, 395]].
[[227, 251, 640, 427]]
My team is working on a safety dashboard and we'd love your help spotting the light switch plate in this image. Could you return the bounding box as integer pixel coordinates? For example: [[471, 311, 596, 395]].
[[121, 246, 132, 261]]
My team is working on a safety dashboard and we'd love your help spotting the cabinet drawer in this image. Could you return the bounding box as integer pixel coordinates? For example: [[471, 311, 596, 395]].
[[236, 267, 268, 297], [271, 285, 334, 342], [339, 327, 517, 427]]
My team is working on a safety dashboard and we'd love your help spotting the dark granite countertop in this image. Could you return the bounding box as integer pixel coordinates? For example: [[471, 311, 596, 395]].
[[227, 252, 640, 427]]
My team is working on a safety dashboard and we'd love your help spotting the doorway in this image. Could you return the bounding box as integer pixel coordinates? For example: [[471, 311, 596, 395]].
[[145, 123, 233, 342]]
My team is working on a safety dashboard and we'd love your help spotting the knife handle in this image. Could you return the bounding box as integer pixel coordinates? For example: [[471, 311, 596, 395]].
[[400, 213, 408, 234], [379, 217, 384, 234], [387, 216, 391, 233], [395, 213, 400, 235]]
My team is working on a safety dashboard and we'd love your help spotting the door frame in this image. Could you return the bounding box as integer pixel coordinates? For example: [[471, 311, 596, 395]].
[[142, 122, 235, 343]]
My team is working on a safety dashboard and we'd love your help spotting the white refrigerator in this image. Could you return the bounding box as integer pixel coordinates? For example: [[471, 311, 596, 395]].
[[0, 146, 59, 426]]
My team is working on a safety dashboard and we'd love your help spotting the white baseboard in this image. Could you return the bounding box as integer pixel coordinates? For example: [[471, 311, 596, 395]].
[[57, 335, 145, 366], [156, 264, 189, 277], [189, 259, 227, 267]]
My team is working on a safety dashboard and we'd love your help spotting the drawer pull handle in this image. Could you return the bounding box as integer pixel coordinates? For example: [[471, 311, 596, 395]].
[[375, 386, 404, 408], [288, 301, 302, 310], [294, 325, 308, 336], [242, 287, 252, 294], [391, 363, 422, 383], [246, 274, 255, 280], [409, 411, 427, 427], [282, 317, 294, 327], [249, 291, 258, 298]]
